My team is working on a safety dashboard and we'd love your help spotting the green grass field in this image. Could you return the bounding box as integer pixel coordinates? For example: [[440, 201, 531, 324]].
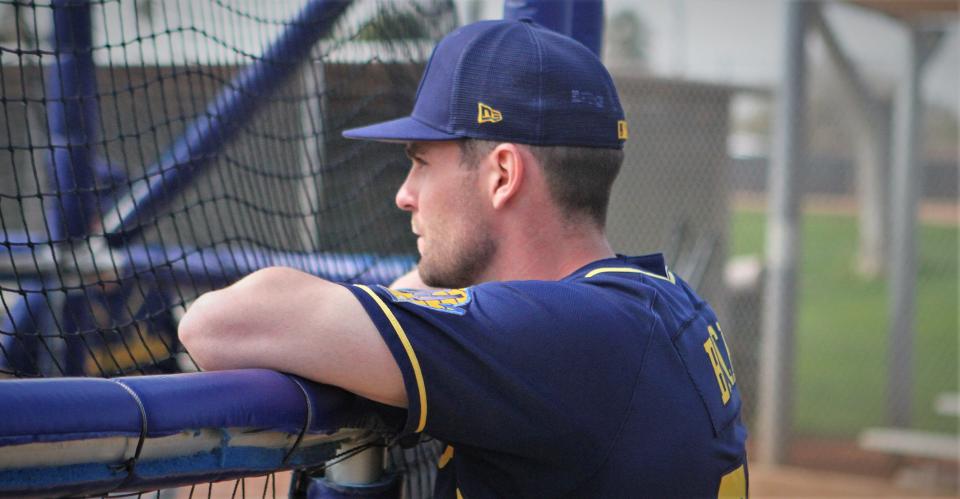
[[731, 209, 958, 436]]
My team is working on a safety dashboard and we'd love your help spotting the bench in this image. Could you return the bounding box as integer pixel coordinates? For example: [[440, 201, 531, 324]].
[[935, 393, 959, 418], [858, 428, 958, 461], [857, 392, 959, 461]]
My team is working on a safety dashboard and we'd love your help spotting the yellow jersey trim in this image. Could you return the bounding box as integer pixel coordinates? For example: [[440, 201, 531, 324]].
[[718, 463, 746, 498], [356, 284, 428, 433], [438, 445, 455, 469], [584, 266, 676, 284]]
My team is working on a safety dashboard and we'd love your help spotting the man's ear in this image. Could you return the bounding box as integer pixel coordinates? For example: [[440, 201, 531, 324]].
[[487, 143, 524, 210]]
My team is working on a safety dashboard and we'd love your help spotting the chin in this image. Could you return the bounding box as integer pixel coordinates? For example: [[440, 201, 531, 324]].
[[418, 266, 453, 289]]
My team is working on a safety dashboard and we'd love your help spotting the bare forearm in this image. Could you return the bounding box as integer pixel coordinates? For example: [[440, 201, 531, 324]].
[[178, 267, 406, 407]]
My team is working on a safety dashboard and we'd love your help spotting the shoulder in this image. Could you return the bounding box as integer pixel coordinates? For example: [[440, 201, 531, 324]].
[[472, 277, 650, 316], [565, 254, 712, 330]]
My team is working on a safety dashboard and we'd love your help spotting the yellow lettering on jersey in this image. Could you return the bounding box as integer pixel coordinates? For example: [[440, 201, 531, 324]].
[[717, 464, 746, 499], [703, 323, 736, 405], [438, 445, 454, 469], [617, 120, 629, 140], [477, 102, 502, 123], [710, 324, 736, 384], [704, 337, 731, 404]]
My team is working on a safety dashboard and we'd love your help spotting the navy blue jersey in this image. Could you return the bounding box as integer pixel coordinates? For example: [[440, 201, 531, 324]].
[[344, 254, 748, 498]]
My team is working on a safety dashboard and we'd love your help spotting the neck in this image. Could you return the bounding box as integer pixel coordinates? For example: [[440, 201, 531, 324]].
[[479, 220, 616, 283]]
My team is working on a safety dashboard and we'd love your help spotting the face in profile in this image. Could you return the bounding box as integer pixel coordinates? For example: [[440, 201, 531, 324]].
[[396, 141, 497, 289]]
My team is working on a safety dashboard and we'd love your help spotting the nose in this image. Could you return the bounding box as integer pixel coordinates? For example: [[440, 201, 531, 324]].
[[395, 169, 417, 212]]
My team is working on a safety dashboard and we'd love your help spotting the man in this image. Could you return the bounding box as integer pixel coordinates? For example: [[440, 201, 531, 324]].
[[179, 19, 747, 498]]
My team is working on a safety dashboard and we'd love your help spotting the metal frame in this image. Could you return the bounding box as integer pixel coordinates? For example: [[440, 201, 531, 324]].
[[99, 0, 351, 244]]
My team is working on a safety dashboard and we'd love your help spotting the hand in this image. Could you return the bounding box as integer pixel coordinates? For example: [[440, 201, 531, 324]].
[[389, 267, 432, 289]]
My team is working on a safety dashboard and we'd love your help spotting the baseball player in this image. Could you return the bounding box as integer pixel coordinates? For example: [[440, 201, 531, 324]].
[[179, 19, 748, 498]]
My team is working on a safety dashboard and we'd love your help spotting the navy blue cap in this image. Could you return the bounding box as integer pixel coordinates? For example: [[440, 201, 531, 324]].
[[342, 19, 628, 149]]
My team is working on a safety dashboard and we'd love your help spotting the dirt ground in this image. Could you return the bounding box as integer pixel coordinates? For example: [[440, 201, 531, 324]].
[[750, 464, 958, 498], [733, 192, 959, 227], [749, 437, 959, 498]]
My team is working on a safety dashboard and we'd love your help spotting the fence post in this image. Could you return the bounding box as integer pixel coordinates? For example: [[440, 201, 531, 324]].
[[756, 0, 812, 465], [886, 27, 943, 428]]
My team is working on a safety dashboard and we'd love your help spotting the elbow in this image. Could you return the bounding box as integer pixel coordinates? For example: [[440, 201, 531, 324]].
[[178, 290, 231, 371], [178, 267, 300, 371]]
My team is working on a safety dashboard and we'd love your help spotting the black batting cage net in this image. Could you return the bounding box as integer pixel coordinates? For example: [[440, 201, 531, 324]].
[[1, 0, 453, 495]]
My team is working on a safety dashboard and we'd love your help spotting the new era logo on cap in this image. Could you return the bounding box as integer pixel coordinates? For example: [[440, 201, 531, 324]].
[[477, 102, 503, 124]]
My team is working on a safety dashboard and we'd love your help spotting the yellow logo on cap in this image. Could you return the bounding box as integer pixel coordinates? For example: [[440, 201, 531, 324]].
[[618, 120, 629, 140], [477, 102, 503, 124]]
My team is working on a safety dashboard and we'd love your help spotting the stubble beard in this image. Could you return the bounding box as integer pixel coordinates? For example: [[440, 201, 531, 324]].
[[418, 219, 497, 289]]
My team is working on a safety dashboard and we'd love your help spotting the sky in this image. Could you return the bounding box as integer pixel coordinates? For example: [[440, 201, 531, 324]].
[[7, 0, 955, 111], [463, 0, 959, 111]]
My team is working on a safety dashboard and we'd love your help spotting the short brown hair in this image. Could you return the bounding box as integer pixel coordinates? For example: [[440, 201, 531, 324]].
[[458, 140, 624, 226]]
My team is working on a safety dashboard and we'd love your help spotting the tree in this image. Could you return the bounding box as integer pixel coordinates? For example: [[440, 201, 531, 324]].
[[355, 6, 433, 41], [605, 9, 649, 68]]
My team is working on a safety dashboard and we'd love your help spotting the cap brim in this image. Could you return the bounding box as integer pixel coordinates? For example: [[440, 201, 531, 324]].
[[342, 116, 460, 143]]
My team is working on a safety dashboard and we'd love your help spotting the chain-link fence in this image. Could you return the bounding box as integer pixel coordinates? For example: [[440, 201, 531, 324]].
[[602, 0, 957, 492]]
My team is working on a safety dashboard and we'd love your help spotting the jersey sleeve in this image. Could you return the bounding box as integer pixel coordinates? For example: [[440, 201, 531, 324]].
[[341, 280, 654, 460]]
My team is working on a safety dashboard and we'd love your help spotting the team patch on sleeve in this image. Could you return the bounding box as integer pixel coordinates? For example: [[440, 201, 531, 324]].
[[379, 286, 473, 315]]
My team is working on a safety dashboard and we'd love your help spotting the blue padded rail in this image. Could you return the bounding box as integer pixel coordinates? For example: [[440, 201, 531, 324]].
[[120, 245, 416, 287], [0, 230, 415, 286], [0, 369, 403, 497]]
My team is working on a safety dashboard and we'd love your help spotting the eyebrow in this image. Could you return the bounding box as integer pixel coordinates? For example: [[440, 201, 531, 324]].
[[404, 143, 427, 164]]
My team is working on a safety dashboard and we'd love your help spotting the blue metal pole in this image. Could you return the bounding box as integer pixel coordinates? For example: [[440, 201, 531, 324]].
[[23, 0, 101, 376], [503, 0, 604, 56], [46, 0, 98, 240], [101, 0, 352, 245], [504, 0, 573, 37], [570, 0, 604, 57], [0, 282, 47, 376]]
